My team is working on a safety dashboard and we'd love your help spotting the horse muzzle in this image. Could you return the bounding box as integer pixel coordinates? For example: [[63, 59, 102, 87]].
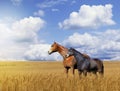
[[48, 51, 52, 55]]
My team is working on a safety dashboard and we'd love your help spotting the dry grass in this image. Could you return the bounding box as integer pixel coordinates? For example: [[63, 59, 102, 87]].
[[0, 61, 119, 91]]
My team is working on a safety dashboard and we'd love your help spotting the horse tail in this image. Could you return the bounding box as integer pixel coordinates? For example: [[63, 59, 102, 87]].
[[99, 60, 104, 76], [93, 58, 104, 75]]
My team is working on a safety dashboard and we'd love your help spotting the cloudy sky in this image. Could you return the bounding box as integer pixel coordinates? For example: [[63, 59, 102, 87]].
[[0, 0, 119, 61]]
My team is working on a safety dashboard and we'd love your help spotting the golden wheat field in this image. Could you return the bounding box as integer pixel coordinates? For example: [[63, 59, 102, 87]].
[[0, 61, 119, 91]]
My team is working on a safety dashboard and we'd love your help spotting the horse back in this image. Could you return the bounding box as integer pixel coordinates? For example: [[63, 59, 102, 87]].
[[82, 53, 90, 59]]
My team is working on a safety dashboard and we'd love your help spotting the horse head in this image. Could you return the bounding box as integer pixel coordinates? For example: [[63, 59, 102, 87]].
[[48, 42, 59, 55]]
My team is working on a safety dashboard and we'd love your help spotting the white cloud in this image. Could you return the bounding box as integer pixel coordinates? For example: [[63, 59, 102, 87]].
[[0, 16, 46, 60], [63, 33, 100, 48], [0, 16, 119, 61], [59, 4, 115, 30], [24, 44, 61, 61], [0, 16, 63, 61], [0, 16, 62, 61], [63, 30, 120, 60], [34, 10, 45, 17], [0, 23, 25, 60], [12, 16, 45, 43]]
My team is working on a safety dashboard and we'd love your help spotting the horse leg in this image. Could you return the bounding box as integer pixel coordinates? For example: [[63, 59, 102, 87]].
[[98, 65, 104, 77], [78, 71, 82, 79], [83, 70, 87, 77], [71, 67, 75, 77], [98, 70, 104, 77], [65, 67, 69, 78], [100, 65, 104, 77], [92, 71, 97, 78]]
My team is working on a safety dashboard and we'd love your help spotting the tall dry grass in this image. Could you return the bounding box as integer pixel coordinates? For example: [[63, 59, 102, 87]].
[[0, 61, 119, 91]]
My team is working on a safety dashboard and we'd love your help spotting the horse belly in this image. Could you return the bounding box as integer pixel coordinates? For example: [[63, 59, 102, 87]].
[[77, 61, 90, 71]]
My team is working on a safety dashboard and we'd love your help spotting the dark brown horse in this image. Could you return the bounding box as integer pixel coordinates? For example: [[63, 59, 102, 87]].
[[48, 42, 90, 77], [66, 48, 104, 77]]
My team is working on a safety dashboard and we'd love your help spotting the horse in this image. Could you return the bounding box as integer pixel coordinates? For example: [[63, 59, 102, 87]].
[[66, 48, 104, 77], [48, 42, 90, 77]]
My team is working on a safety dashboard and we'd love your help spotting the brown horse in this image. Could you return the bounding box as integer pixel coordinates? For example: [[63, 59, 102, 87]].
[[48, 42, 90, 77]]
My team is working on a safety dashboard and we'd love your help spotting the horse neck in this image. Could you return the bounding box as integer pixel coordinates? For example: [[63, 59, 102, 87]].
[[74, 50, 85, 61], [74, 49, 83, 56], [57, 44, 68, 59]]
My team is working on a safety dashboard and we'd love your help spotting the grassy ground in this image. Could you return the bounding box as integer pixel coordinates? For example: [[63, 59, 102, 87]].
[[0, 61, 119, 91]]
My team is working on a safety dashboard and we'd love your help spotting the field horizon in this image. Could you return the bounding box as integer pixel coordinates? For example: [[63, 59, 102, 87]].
[[0, 61, 119, 91]]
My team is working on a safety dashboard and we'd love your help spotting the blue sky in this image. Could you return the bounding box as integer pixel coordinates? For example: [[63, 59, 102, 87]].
[[0, 0, 120, 61]]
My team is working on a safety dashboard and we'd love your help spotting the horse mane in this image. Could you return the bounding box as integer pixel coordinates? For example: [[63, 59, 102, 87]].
[[56, 43, 68, 51], [70, 48, 82, 55], [55, 42, 68, 59]]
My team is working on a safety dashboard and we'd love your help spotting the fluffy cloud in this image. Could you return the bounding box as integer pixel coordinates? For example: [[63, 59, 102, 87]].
[[24, 44, 61, 61], [63, 33, 100, 48], [0, 16, 46, 60], [59, 4, 115, 29], [0, 16, 63, 61], [12, 16, 45, 43], [63, 30, 120, 60]]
